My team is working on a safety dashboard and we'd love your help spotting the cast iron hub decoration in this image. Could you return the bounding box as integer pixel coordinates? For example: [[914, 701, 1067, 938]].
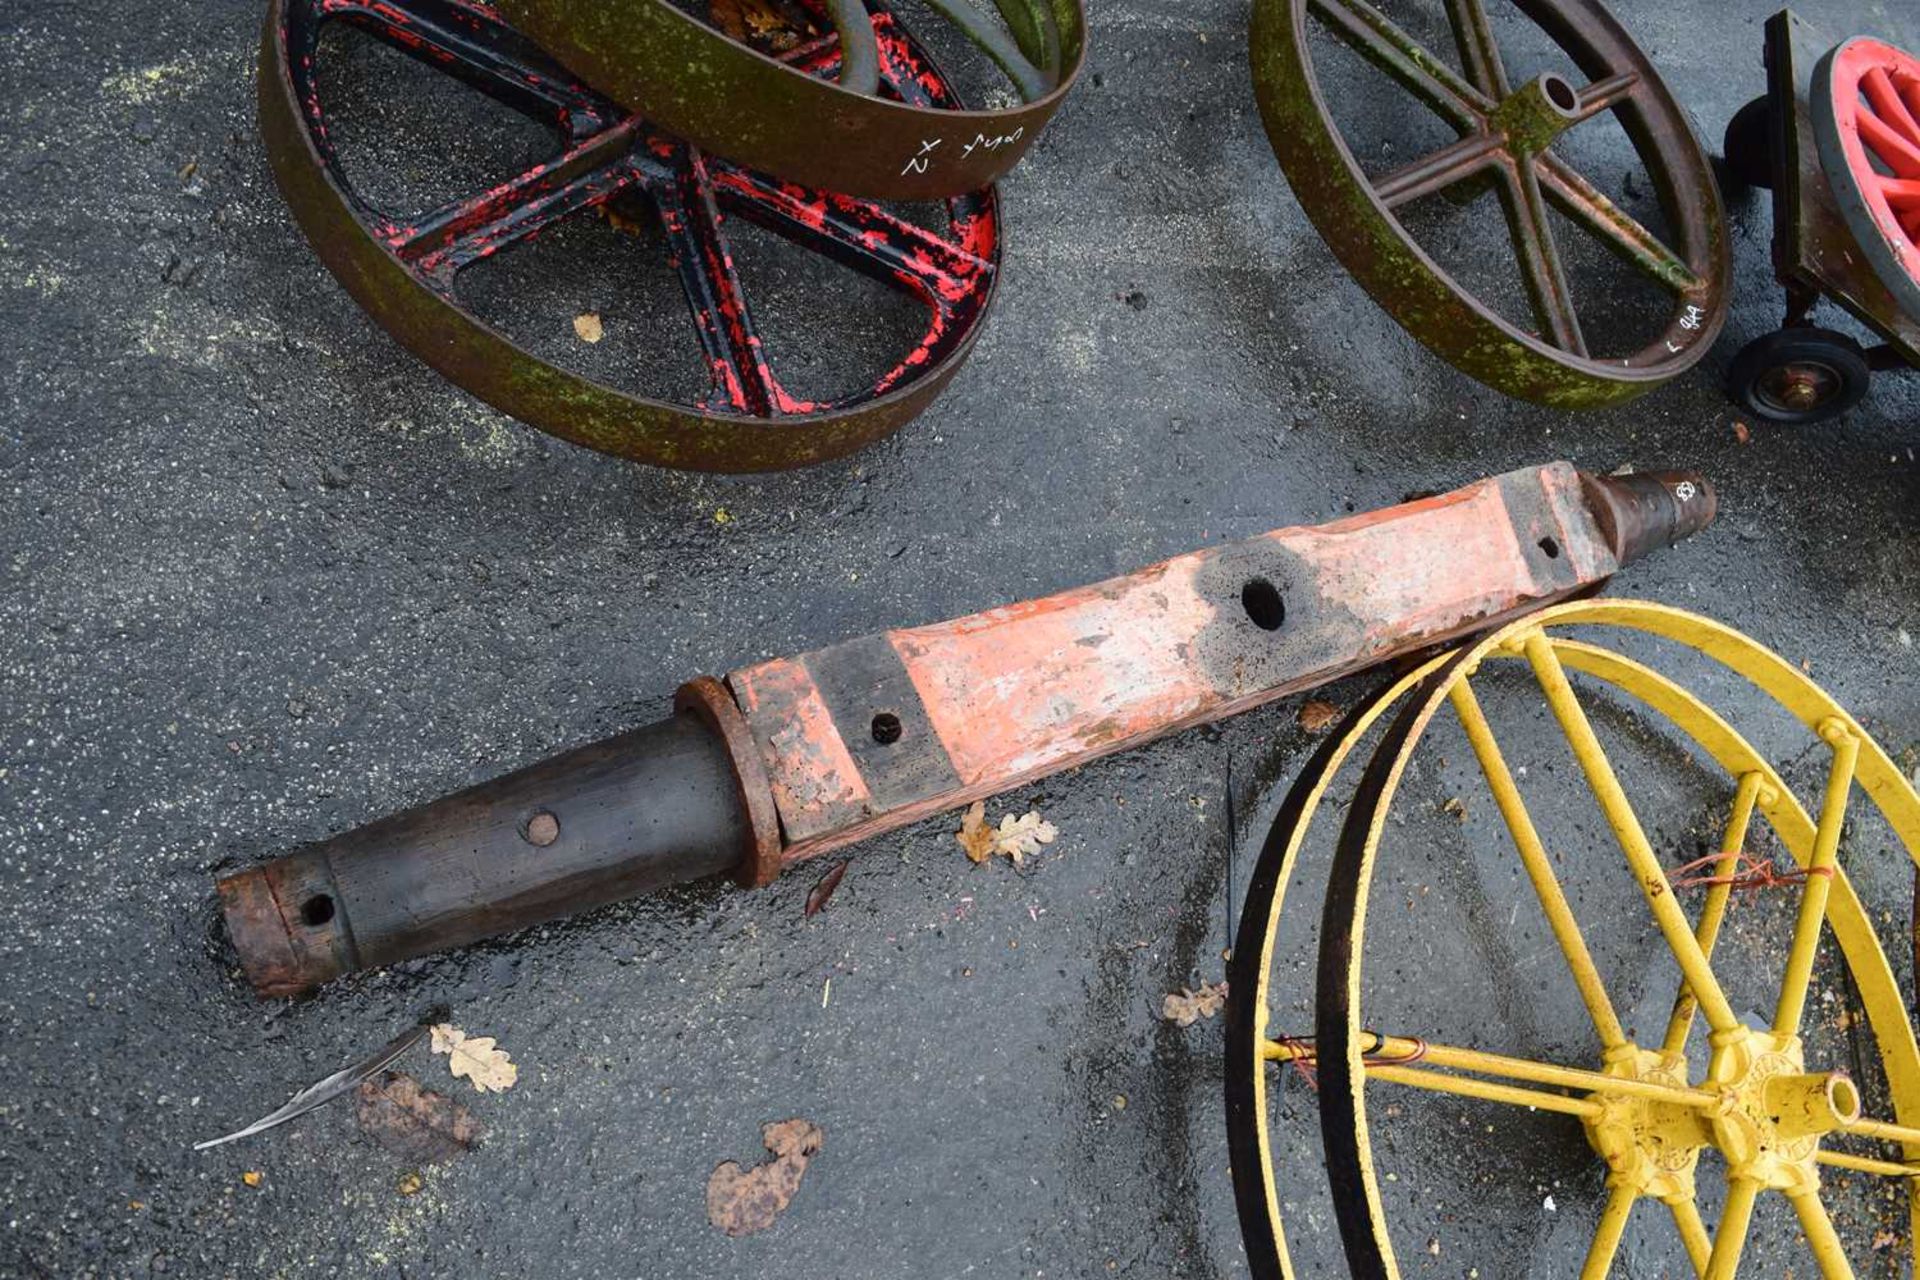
[[1225, 600, 1920, 1278], [1249, 0, 1730, 408], [258, 0, 1000, 473], [496, 0, 1086, 199], [1812, 35, 1920, 321]]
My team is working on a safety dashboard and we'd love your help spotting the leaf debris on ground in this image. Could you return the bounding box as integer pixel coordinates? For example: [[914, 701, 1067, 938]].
[[1297, 699, 1339, 733], [430, 1024, 518, 1094], [956, 802, 1058, 865], [805, 861, 848, 917], [355, 1070, 483, 1164], [706, 1118, 824, 1237], [1162, 980, 1228, 1027], [572, 312, 604, 343]]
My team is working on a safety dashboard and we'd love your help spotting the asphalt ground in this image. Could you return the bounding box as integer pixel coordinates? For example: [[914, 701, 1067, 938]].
[[4, 0, 1920, 1276]]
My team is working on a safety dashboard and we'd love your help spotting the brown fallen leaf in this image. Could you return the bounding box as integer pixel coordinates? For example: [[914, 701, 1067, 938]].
[[805, 861, 848, 917], [1732, 419, 1752, 445], [1162, 980, 1228, 1027], [992, 811, 1058, 864], [1297, 699, 1340, 733], [397, 1172, 425, 1197], [355, 1071, 483, 1164], [707, 0, 750, 39], [241, 1170, 263, 1188], [1440, 796, 1467, 820], [706, 1118, 824, 1237], [956, 800, 997, 863], [430, 1023, 518, 1094], [572, 312, 604, 344]]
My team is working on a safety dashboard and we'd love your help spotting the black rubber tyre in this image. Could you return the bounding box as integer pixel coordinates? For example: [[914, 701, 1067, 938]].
[[1722, 94, 1775, 191], [1726, 327, 1872, 425]]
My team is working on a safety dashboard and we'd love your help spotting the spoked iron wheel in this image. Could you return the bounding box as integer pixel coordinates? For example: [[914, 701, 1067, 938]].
[[259, 0, 999, 473], [1248, 0, 1730, 408], [1228, 600, 1920, 1278], [1812, 36, 1920, 322], [498, 0, 1086, 198]]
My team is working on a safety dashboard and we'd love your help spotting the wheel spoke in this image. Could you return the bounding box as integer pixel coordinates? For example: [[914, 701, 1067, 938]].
[[1521, 631, 1742, 1034], [1864, 67, 1920, 151], [1307, 0, 1489, 131], [1374, 133, 1504, 208], [1660, 772, 1766, 1056], [1366, 1061, 1603, 1118], [1859, 108, 1920, 180], [1580, 1186, 1636, 1280], [1666, 1197, 1712, 1277], [328, 0, 604, 130], [1442, 0, 1509, 99], [1570, 72, 1640, 123], [821, 0, 881, 95], [1818, 1149, 1920, 1178], [1500, 164, 1588, 355], [1266, 1033, 1716, 1109], [1787, 1192, 1856, 1279], [1703, 1178, 1759, 1280], [707, 167, 993, 313], [649, 155, 793, 417], [1537, 156, 1702, 296], [387, 121, 644, 277], [1451, 679, 1629, 1051], [922, 0, 1052, 98], [1771, 722, 1859, 1038]]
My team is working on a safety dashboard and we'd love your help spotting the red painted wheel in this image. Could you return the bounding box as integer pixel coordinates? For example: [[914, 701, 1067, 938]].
[[258, 0, 1000, 473], [1813, 36, 1920, 320]]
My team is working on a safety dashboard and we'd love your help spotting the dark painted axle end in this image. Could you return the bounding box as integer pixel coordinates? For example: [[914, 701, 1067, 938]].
[[1581, 470, 1717, 568]]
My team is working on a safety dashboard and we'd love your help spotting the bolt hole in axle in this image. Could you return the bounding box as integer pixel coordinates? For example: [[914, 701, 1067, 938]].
[[300, 895, 335, 927], [1243, 578, 1288, 631], [1225, 601, 1920, 1277], [870, 711, 904, 744]]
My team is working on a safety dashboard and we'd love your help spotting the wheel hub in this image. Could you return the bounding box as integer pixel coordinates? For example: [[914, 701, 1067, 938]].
[[1583, 1031, 1860, 1200]]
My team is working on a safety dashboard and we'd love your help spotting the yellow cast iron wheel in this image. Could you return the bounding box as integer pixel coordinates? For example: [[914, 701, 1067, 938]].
[[1224, 599, 1920, 1278]]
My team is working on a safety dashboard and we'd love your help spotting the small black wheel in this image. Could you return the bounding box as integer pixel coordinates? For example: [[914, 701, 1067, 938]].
[[1726, 327, 1872, 425], [1722, 94, 1775, 190]]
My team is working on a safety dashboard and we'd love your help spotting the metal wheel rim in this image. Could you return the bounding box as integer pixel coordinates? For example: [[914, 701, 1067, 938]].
[[1811, 37, 1920, 325], [1248, 0, 1730, 408], [1301, 600, 1920, 1277], [260, 0, 1001, 473], [495, 0, 1087, 200]]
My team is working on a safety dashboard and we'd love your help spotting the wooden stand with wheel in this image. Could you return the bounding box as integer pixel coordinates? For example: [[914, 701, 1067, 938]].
[[1721, 10, 1920, 427]]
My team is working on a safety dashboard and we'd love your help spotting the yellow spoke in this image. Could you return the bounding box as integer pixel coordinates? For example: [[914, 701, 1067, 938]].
[[1818, 1149, 1920, 1178], [1580, 1186, 1636, 1280], [1661, 772, 1765, 1056], [1451, 679, 1629, 1051], [1665, 1197, 1711, 1277], [1773, 721, 1861, 1038], [1840, 1114, 1920, 1146], [1704, 1178, 1760, 1280], [1788, 1191, 1856, 1279], [1522, 631, 1741, 1035], [1366, 1061, 1604, 1118], [1265, 1034, 1716, 1109]]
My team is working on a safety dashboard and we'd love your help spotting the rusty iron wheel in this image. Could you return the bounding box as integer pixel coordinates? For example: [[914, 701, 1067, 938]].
[[259, 0, 1001, 473], [495, 0, 1087, 200], [1249, 0, 1731, 408], [1726, 326, 1872, 427]]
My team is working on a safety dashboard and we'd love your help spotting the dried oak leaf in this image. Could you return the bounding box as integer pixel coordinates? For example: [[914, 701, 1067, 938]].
[[1162, 980, 1228, 1027], [1297, 699, 1340, 733], [355, 1070, 483, 1164], [430, 1023, 519, 1094], [707, 0, 750, 39], [956, 800, 997, 864], [706, 1118, 823, 1237], [992, 811, 1058, 864], [572, 312, 604, 344]]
